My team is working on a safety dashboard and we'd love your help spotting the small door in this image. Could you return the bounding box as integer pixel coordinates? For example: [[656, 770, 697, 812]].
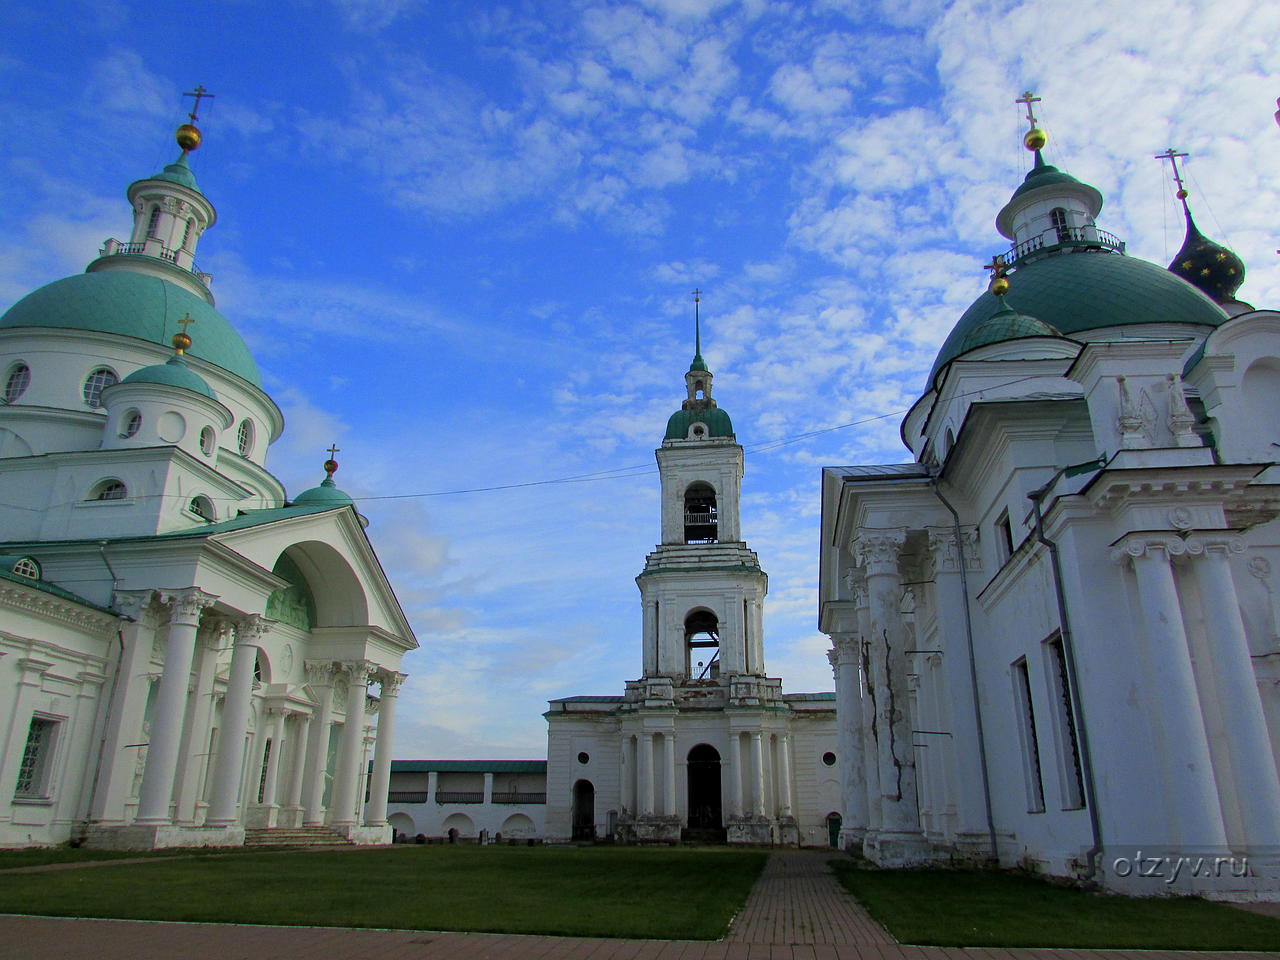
[[572, 779, 595, 841], [826, 812, 842, 848]]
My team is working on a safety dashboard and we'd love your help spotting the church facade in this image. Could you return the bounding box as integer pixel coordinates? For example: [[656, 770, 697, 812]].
[[546, 341, 839, 846], [819, 109, 1280, 899], [0, 113, 415, 849]]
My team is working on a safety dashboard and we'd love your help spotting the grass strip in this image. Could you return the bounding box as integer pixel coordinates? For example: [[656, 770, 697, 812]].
[[0, 845, 766, 940], [832, 862, 1280, 951]]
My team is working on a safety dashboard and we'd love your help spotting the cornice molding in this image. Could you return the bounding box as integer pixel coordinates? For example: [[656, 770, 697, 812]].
[[1, 582, 119, 636]]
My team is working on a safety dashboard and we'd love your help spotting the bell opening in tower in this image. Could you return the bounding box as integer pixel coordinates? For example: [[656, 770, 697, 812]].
[[683, 482, 718, 543], [685, 609, 720, 680]]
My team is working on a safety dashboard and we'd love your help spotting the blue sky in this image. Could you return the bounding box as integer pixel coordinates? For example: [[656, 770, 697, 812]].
[[2, 0, 1278, 758]]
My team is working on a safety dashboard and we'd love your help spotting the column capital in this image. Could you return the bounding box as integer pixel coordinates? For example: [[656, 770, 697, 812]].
[[158, 587, 218, 626], [304, 659, 337, 686], [379, 671, 407, 695], [337, 659, 377, 683], [831, 633, 860, 664], [1110, 532, 1188, 564], [925, 525, 980, 573], [234, 613, 274, 643], [1184, 535, 1246, 559], [113, 588, 157, 623], [852, 528, 907, 577]]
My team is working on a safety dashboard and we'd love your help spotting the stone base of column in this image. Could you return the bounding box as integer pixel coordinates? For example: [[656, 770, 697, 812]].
[[947, 831, 998, 864], [632, 815, 682, 843], [80, 824, 245, 851], [864, 829, 933, 867], [839, 825, 867, 853], [727, 815, 774, 845], [777, 816, 800, 847], [331, 823, 392, 845]]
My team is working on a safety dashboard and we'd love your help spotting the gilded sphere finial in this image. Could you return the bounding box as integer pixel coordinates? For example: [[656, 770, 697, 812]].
[[176, 123, 202, 151], [1023, 127, 1047, 151], [990, 276, 1010, 297], [172, 332, 192, 354], [324, 458, 339, 477], [1176, 189, 1188, 200]]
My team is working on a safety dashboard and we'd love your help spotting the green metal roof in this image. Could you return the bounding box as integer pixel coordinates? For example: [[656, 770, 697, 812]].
[[0, 563, 115, 613], [955, 302, 1061, 355], [293, 475, 354, 507], [664, 405, 734, 440], [782, 692, 836, 702], [149, 153, 201, 193], [120, 355, 216, 400], [929, 251, 1228, 386], [0, 271, 262, 387], [390, 760, 547, 773], [689, 353, 708, 372]]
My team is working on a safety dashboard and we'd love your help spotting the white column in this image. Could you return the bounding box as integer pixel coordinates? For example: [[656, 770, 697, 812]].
[[727, 731, 743, 818], [364, 672, 403, 827], [284, 711, 311, 825], [777, 733, 793, 818], [136, 589, 217, 824], [206, 615, 266, 826], [829, 633, 866, 838], [621, 735, 634, 817], [855, 529, 921, 837], [330, 660, 373, 828], [663, 730, 676, 817], [638, 731, 654, 816], [750, 731, 765, 817], [303, 662, 336, 825], [1114, 535, 1227, 848], [175, 622, 224, 824], [260, 707, 287, 824], [1189, 537, 1280, 846]]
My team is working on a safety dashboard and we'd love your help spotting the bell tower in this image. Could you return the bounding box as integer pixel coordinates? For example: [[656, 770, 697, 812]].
[[637, 295, 767, 682]]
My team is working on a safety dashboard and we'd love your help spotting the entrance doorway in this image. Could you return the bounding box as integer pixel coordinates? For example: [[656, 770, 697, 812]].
[[826, 812, 842, 848], [572, 779, 595, 841], [686, 744, 723, 831]]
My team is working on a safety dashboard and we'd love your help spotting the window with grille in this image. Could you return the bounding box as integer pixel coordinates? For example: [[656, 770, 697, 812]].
[[1050, 207, 1070, 242], [90, 479, 127, 501], [1044, 635, 1085, 809], [200, 426, 215, 456], [237, 419, 255, 456], [14, 717, 56, 798], [4, 363, 31, 402], [82, 367, 118, 407], [188, 495, 214, 521], [121, 410, 142, 438], [1012, 657, 1045, 813], [11, 557, 39, 579], [182, 218, 194, 249], [147, 206, 161, 237]]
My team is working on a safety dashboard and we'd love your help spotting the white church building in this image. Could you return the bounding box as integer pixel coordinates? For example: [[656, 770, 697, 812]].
[[0, 109, 415, 850], [819, 106, 1280, 899], [546, 331, 840, 846]]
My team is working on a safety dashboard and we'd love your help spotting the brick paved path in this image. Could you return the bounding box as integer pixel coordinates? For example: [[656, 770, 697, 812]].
[[1, 850, 1278, 960]]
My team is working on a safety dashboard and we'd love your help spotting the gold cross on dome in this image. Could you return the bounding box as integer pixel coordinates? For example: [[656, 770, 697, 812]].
[[183, 85, 216, 123], [1015, 90, 1041, 130], [326, 443, 341, 459], [1155, 147, 1190, 198], [177, 312, 195, 336], [983, 254, 1008, 279]]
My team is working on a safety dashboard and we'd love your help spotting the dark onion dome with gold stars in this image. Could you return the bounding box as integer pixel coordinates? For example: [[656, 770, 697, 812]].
[[1168, 209, 1246, 305]]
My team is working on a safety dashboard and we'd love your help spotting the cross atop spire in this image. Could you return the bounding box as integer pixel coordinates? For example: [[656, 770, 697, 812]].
[[1016, 90, 1041, 129], [692, 288, 702, 360], [1015, 90, 1047, 152], [1155, 147, 1191, 212], [183, 85, 215, 124]]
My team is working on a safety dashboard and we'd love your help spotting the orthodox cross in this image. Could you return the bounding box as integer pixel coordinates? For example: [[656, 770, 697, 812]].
[[183, 85, 215, 123], [1155, 147, 1190, 203], [1015, 90, 1041, 130], [983, 254, 1008, 281]]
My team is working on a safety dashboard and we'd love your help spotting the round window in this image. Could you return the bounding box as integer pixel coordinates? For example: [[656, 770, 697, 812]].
[[236, 418, 255, 457], [199, 426, 215, 456], [83, 367, 118, 407], [121, 410, 142, 438], [577, 752, 590, 765], [4, 362, 31, 403], [822, 751, 836, 767]]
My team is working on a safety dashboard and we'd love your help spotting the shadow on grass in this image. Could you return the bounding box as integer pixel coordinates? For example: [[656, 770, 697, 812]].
[[831, 862, 1280, 951], [0, 845, 767, 940]]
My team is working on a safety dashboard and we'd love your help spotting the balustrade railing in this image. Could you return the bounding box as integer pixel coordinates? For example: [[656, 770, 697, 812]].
[[387, 790, 430, 803], [1004, 226, 1124, 265], [100, 238, 203, 278], [492, 792, 547, 804], [434, 791, 484, 804]]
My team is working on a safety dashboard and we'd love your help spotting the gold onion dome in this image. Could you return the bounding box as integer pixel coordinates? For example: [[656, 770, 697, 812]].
[[176, 123, 201, 151]]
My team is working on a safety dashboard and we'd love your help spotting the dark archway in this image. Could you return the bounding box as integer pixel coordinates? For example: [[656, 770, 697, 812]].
[[572, 779, 595, 841], [686, 744, 723, 837], [685, 609, 720, 679], [683, 482, 718, 543], [826, 812, 842, 848]]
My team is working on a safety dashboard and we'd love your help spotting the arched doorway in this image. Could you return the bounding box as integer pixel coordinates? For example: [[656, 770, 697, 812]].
[[686, 744, 722, 834], [826, 812, 842, 848], [572, 779, 595, 841]]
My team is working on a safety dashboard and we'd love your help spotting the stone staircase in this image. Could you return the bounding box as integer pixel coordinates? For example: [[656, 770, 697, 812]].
[[243, 826, 354, 847]]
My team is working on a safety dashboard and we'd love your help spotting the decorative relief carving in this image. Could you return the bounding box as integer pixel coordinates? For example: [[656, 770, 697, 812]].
[[159, 587, 218, 625], [380, 671, 406, 696], [1167, 374, 1199, 447], [1249, 556, 1273, 580], [3, 584, 120, 635], [1117, 376, 1147, 449], [234, 613, 273, 643], [1168, 506, 1193, 530], [304, 659, 336, 687], [1110, 534, 1187, 564], [852, 528, 907, 577]]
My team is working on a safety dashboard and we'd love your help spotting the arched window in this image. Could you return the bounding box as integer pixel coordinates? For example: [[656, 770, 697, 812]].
[[685, 609, 720, 679], [82, 367, 118, 407], [89, 479, 127, 501], [4, 363, 31, 403], [120, 409, 142, 438], [1050, 207, 1070, 243], [693, 379, 706, 399], [683, 482, 718, 543], [182, 218, 195, 250], [236, 419, 255, 457], [199, 426, 215, 456], [11, 557, 40, 580], [146, 206, 161, 238], [188, 495, 214, 521]]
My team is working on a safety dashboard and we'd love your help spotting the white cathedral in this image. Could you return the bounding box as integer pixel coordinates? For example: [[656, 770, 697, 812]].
[[0, 112, 415, 849], [544, 331, 840, 846], [819, 108, 1280, 900]]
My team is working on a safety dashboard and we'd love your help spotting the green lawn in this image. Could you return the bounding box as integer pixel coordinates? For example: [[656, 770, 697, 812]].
[[832, 862, 1280, 951], [0, 845, 254, 870], [0, 845, 766, 939]]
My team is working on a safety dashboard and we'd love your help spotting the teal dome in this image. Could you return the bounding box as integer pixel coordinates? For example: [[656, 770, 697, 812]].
[[929, 252, 1228, 386], [665, 406, 734, 440], [292, 476, 354, 507], [120, 355, 216, 400], [149, 153, 200, 193], [1010, 160, 1085, 202], [0, 271, 261, 386], [956, 302, 1060, 355]]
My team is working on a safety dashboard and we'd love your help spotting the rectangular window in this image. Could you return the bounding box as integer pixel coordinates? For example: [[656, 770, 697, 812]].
[[995, 508, 1014, 565], [14, 717, 57, 799], [1043, 635, 1086, 810], [257, 739, 272, 804], [1011, 658, 1045, 813]]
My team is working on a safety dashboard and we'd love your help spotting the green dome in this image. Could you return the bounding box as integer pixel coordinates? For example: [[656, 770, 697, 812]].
[[292, 476, 354, 507], [929, 252, 1228, 386], [0, 271, 261, 386], [689, 353, 709, 372], [955, 302, 1060, 355], [1010, 161, 1084, 202], [665, 406, 734, 440], [149, 153, 200, 193], [120, 355, 216, 400]]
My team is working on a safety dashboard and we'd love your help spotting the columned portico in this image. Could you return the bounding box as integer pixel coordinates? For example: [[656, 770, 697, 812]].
[[136, 589, 217, 824], [206, 615, 269, 827]]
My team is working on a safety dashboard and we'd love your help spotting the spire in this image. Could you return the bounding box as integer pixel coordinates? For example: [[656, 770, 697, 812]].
[[1157, 147, 1246, 305], [689, 288, 708, 372]]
